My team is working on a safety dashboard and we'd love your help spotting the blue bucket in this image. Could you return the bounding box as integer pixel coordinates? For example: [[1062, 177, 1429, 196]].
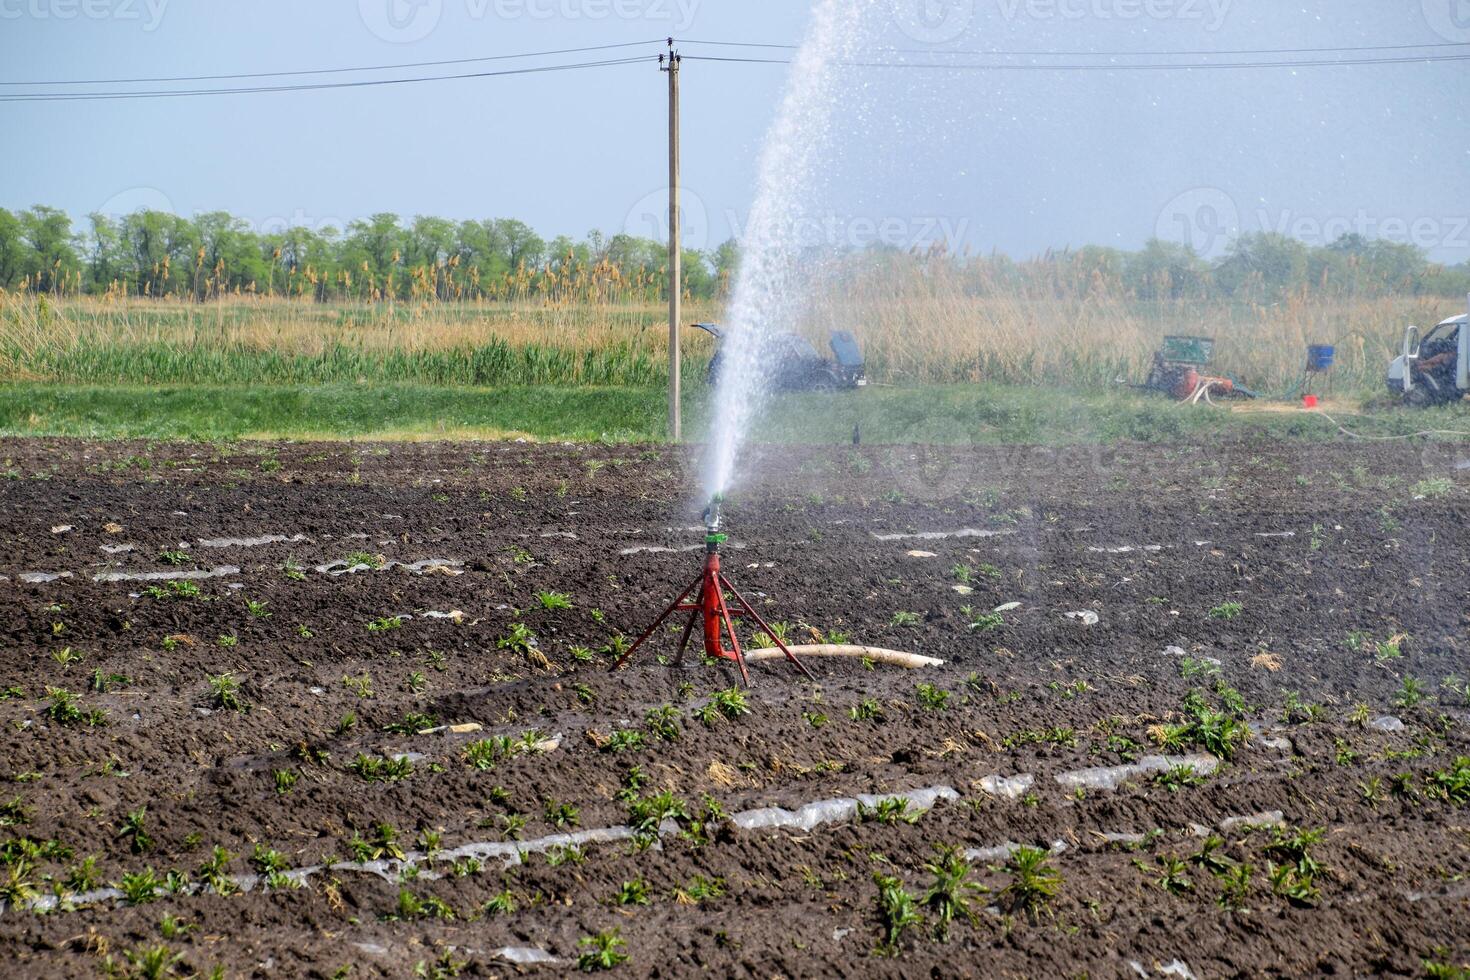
[[1306, 344, 1335, 372]]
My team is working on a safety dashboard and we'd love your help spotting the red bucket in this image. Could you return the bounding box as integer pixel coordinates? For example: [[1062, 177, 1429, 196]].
[[1302, 395, 1318, 408]]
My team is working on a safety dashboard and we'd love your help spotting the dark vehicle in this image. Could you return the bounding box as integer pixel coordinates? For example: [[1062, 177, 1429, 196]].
[[694, 322, 866, 392]]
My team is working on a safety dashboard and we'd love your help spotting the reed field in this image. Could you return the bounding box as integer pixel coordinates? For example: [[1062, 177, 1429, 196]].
[[0, 262, 1459, 397], [3, 243, 1468, 445]]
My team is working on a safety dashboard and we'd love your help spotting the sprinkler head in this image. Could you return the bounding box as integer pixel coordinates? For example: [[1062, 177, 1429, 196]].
[[702, 493, 724, 534]]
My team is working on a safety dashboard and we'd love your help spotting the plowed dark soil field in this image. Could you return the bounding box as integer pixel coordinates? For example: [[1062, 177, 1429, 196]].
[[1, 436, 1468, 978]]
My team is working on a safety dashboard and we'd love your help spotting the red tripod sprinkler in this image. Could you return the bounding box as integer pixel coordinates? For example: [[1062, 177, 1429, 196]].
[[611, 495, 813, 685]]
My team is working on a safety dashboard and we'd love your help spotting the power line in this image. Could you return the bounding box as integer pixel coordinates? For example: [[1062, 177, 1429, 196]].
[[0, 39, 665, 87], [10, 35, 1461, 90], [677, 37, 1470, 58], [5, 40, 1463, 102], [0, 56, 652, 103], [681, 52, 1470, 71]]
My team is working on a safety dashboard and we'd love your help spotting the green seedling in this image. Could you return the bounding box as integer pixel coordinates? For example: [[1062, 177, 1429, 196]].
[[602, 728, 644, 753], [117, 867, 162, 905], [207, 673, 243, 711], [576, 930, 628, 972], [915, 683, 950, 711], [273, 769, 299, 795], [709, 687, 749, 720], [416, 829, 443, 858], [349, 754, 414, 783], [1001, 727, 1077, 749], [497, 622, 537, 655], [1153, 764, 1206, 791], [1217, 862, 1253, 912], [384, 711, 437, 735], [1395, 676, 1428, 709], [857, 797, 923, 826], [544, 800, 580, 829], [626, 790, 689, 844], [872, 872, 923, 954], [43, 687, 106, 727], [50, 647, 84, 667], [197, 847, 237, 895], [392, 888, 455, 921], [613, 878, 651, 906], [644, 704, 681, 741], [967, 611, 1004, 632], [483, 889, 516, 915], [1154, 855, 1193, 894], [997, 846, 1062, 918], [921, 845, 981, 940], [673, 874, 726, 903], [1208, 601, 1243, 620], [116, 806, 153, 853]]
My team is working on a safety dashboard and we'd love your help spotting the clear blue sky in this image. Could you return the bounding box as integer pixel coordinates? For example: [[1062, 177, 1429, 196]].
[[2, 1, 1467, 261]]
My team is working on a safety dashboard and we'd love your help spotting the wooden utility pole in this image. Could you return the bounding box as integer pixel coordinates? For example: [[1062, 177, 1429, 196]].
[[662, 40, 682, 442]]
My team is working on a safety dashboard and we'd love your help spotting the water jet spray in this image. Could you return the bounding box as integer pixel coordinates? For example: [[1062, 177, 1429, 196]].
[[616, 1, 877, 683], [610, 495, 813, 685]]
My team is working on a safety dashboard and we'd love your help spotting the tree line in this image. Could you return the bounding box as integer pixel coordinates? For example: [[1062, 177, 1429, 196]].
[[0, 204, 1465, 303]]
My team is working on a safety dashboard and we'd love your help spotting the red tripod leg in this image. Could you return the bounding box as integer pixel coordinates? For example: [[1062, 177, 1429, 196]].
[[721, 574, 815, 681], [673, 581, 704, 667], [609, 572, 703, 672], [714, 587, 751, 686]]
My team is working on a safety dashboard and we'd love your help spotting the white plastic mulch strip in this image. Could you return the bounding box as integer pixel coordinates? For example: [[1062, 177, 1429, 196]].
[[94, 566, 240, 583], [195, 534, 308, 549], [4, 784, 961, 916], [870, 528, 1016, 542]]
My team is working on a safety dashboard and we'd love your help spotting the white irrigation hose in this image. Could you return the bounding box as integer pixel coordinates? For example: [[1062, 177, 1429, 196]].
[[1313, 409, 1470, 441], [744, 645, 943, 669]]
